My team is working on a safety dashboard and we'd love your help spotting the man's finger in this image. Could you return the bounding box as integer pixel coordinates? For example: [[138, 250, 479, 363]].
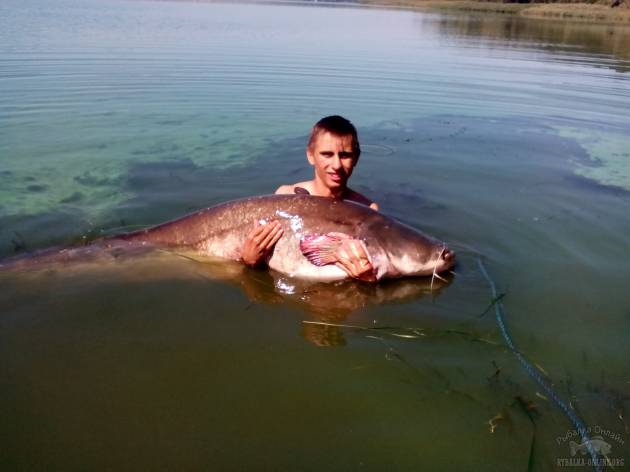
[[335, 261, 355, 277], [341, 243, 368, 272], [336, 255, 359, 278], [260, 225, 282, 249], [254, 221, 278, 244], [253, 219, 279, 234], [341, 261, 371, 280], [358, 269, 377, 282], [348, 240, 365, 260], [339, 249, 377, 280], [357, 261, 375, 277], [265, 228, 284, 250], [249, 222, 266, 238], [359, 241, 373, 266], [337, 247, 350, 261]]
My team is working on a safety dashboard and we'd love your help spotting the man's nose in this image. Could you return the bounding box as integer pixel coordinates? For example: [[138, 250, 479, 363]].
[[331, 155, 342, 170]]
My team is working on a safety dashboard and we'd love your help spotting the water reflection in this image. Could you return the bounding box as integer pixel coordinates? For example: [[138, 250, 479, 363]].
[[243, 270, 450, 346], [429, 13, 630, 69], [1, 248, 451, 347], [183, 254, 452, 347]]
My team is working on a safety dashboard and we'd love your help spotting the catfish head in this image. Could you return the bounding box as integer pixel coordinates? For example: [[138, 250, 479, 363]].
[[363, 218, 456, 279], [299, 215, 455, 281]]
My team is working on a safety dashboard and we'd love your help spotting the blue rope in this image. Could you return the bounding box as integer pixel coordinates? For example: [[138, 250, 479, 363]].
[[477, 257, 602, 472]]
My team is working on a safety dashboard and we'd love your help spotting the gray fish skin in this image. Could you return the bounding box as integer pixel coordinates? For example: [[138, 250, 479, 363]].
[[115, 194, 455, 281]]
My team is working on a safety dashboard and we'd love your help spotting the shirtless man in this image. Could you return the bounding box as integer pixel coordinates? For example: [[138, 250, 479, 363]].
[[240, 115, 378, 281]]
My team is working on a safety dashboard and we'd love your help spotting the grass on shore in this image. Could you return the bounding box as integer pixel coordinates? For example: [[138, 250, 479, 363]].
[[521, 3, 630, 23], [361, 0, 630, 24]]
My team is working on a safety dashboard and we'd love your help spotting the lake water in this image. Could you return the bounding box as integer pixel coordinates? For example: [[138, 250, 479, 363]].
[[1, 0, 629, 469]]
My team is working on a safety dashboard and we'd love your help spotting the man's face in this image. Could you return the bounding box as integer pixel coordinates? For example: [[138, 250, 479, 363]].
[[307, 132, 358, 190]]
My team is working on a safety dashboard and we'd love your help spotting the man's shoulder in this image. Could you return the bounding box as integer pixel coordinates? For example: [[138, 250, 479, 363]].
[[346, 188, 379, 211], [275, 184, 294, 195], [275, 181, 312, 195]]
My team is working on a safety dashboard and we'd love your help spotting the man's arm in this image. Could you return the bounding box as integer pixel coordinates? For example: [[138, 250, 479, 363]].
[[239, 185, 295, 267], [275, 185, 295, 195], [240, 220, 283, 267]]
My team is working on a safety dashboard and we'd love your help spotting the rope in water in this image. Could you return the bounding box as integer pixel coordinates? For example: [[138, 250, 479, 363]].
[[477, 257, 603, 472]]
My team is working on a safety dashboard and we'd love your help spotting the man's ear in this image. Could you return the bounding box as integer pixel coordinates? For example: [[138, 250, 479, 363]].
[[306, 148, 315, 165]]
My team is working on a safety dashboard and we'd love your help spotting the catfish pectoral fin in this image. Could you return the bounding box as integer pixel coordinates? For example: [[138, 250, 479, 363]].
[[300, 232, 349, 266]]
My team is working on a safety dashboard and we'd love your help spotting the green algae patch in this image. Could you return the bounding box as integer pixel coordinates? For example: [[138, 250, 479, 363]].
[[555, 126, 630, 192], [0, 114, 300, 219], [0, 150, 131, 219]]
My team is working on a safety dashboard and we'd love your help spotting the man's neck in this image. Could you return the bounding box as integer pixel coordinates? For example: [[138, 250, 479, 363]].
[[312, 179, 346, 199]]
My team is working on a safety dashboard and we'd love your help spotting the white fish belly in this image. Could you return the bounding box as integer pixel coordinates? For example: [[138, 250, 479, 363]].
[[267, 238, 348, 281]]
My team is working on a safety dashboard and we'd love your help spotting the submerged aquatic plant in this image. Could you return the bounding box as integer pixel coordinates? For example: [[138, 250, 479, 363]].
[[301, 320, 498, 344], [478, 257, 603, 472]]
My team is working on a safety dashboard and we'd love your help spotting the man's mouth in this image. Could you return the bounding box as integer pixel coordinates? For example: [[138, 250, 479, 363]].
[[328, 172, 343, 183]]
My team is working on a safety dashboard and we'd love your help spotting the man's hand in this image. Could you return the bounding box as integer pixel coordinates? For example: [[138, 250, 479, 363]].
[[334, 239, 377, 282], [240, 220, 283, 267]]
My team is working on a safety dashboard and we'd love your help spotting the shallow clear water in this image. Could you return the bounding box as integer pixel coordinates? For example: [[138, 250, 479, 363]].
[[1, 0, 629, 470]]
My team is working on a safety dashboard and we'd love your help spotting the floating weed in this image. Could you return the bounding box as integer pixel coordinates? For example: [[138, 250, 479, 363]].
[[477, 292, 506, 319], [365, 335, 384, 341], [356, 328, 483, 405], [487, 409, 513, 434], [535, 392, 549, 401], [487, 360, 502, 382], [385, 347, 405, 363], [512, 396, 538, 472], [301, 320, 498, 345], [487, 412, 503, 433], [533, 361, 549, 378], [302, 320, 424, 340], [513, 395, 539, 418]]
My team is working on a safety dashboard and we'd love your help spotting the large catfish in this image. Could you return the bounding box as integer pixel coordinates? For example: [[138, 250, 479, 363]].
[[112, 194, 455, 281], [1, 195, 455, 280]]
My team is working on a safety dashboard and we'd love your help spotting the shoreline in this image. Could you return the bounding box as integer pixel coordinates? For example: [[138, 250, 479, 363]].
[[360, 0, 630, 24]]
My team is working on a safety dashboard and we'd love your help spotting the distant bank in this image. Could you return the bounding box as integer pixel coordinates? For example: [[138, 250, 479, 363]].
[[360, 0, 630, 24]]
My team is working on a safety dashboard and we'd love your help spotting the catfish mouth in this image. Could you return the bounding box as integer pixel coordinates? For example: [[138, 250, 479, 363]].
[[435, 246, 456, 273], [427, 245, 456, 290], [389, 244, 456, 279], [423, 245, 456, 278]]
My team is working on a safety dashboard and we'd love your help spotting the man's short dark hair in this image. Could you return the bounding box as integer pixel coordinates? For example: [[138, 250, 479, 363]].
[[307, 115, 361, 158]]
